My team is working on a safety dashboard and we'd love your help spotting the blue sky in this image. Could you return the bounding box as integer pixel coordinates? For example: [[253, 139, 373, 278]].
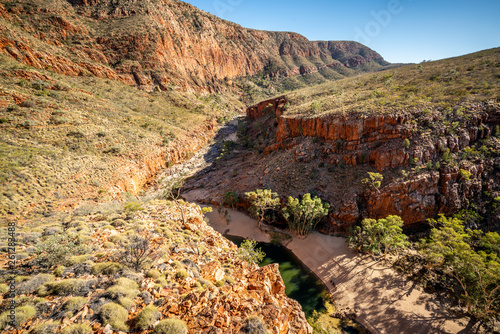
[[182, 0, 500, 63]]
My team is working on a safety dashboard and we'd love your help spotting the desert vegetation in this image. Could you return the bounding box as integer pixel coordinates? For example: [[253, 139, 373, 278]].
[[282, 48, 500, 117]]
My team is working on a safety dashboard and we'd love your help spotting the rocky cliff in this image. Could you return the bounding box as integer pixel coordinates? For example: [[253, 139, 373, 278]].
[[249, 97, 499, 228], [0, 0, 388, 92], [183, 91, 500, 231]]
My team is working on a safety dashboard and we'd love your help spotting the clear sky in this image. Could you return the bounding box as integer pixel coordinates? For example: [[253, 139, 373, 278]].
[[182, 0, 500, 64]]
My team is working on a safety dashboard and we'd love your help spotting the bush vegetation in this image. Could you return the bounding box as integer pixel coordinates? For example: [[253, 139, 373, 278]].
[[420, 215, 500, 322], [0, 305, 36, 329], [135, 305, 161, 330], [34, 233, 91, 268], [153, 319, 188, 334], [348, 215, 409, 257], [245, 189, 280, 227], [237, 240, 265, 264], [100, 302, 129, 331]]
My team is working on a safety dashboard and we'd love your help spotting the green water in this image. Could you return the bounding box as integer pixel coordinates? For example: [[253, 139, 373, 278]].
[[226, 236, 327, 317]]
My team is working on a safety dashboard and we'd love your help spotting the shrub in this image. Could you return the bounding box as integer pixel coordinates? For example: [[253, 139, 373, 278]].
[[92, 262, 123, 275], [38, 279, 96, 296], [135, 305, 161, 330], [103, 241, 114, 249], [223, 191, 239, 209], [105, 285, 138, 300], [0, 284, 7, 294], [33, 320, 59, 334], [17, 274, 54, 295], [105, 277, 139, 299], [147, 269, 161, 279], [69, 254, 92, 265], [118, 297, 134, 310], [0, 305, 36, 329], [237, 239, 265, 264], [361, 172, 383, 191], [242, 315, 268, 334], [119, 234, 156, 271], [153, 319, 188, 334], [282, 193, 330, 236], [61, 324, 92, 334], [34, 233, 90, 268], [402, 138, 410, 149], [245, 189, 280, 227], [100, 302, 129, 331], [176, 269, 188, 279], [460, 169, 472, 181], [54, 266, 65, 277], [64, 296, 87, 312], [109, 234, 125, 243]]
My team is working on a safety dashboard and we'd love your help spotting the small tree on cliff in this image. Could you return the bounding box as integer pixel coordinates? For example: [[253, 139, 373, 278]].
[[348, 215, 409, 257], [162, 175, 186, 223], [282, 193, 330, 236], [361, 172, 383, 192], [245, 189, 280, 227], [237, 239, 265, 264]]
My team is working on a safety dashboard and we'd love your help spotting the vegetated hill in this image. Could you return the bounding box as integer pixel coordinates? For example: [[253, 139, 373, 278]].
[[184, 48, 500, 232], [0, 0, 389, 100], [0, 51, 243, 220], [0, 199, 312, 333]]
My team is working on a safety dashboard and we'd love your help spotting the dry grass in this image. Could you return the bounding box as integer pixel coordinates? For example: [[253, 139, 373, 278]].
[[0, 54, 243, 219], [284, 48, 500, 117]]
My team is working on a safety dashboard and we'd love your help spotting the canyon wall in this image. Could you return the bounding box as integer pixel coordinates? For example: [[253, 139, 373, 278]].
[[245, 97, 500, 229], [0, 0, 388, 92]]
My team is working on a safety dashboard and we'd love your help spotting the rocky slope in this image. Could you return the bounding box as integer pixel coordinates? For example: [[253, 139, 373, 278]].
[[0, 200, 312, 333], [0, 0, 388, 93]]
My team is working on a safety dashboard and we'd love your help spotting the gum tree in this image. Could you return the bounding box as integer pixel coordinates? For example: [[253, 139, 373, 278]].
[[348, 215, 409, 257], [282, 193, 330, 236], [245, 189, 280, 227]]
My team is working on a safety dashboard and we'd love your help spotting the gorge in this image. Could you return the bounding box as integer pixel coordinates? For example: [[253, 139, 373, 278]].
[[0, 0, 499, 333]]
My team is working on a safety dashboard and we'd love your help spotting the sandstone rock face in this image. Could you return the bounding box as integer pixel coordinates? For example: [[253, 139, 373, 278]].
[[243, 98, 500, 228], [0, 0, 388, 92]]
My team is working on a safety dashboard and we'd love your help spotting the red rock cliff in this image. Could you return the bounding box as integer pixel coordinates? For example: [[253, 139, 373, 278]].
[[0, 0, 388, 92]]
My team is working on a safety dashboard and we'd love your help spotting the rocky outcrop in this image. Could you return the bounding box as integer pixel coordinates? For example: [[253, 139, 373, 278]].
[[0, 0, 388, 92], [0, 197, 312, 334]]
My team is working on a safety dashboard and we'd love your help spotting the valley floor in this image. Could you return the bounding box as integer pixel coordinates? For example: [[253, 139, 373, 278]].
[[184, 189, 479, 334]]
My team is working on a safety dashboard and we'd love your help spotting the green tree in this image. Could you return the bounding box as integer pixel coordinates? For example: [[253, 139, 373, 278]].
[[420, 215, 500, 323], [245, 189, 280, 227], [223, 191, 239, 209], [282, 193, 330, 236], [237, 239, 265, 264], [348, 215, 409, 257], [361, 172, 383, 192]]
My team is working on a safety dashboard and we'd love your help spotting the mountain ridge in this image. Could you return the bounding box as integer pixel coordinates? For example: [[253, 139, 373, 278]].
[[0, 0, 389, 93]]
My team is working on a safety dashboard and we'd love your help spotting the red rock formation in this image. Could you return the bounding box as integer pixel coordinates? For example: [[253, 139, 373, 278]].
[[244, 98, 499, 227], [0, 0, 388, 92]]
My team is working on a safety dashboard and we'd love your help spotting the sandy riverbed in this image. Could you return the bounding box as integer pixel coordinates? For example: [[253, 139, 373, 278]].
[[183, 189, 477, 334]]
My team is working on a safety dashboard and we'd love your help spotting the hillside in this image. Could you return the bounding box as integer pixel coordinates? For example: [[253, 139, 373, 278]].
[[0, 0, 389, 99], [0, 200, 312, 333]]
